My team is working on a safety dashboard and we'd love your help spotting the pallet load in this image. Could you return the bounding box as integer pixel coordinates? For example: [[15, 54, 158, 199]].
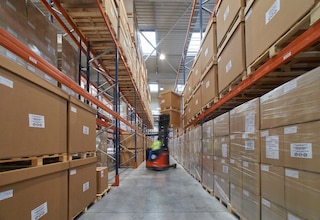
[[159, 90, 182, 127], [202, 120, 214, 193], [260, 66, 320, 219]]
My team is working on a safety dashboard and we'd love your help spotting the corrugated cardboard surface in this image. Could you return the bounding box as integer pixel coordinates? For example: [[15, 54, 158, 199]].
[[159, 90, 182, 110], [96, 167, 108, 194], [242, 161, 260, 195], [214, 175, 230, 203], [214, 112, 230, 136], [245, 0, 315, 66], [200, 21, 217, 72], [261, 198, 286, 220], [260, 127, 284, 166], [201, 65, 218, 107], [242, 189, 261, 220], [0, 56, 67, 158], [230, 183, 243, 217], [214, 136, 230, 158]]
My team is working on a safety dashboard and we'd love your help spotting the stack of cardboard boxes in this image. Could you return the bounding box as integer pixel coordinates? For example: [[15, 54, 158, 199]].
[[120, 132, 145, 167], [159, 90, 182, 127], [202, 120, 214, 192]]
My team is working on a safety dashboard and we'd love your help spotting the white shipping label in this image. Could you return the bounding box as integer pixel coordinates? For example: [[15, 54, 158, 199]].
[[205, 80, 210, 89], [288, 212, 302, 220], [243, 161, 249, 167], [222, 165, 229, 173], [284, 126, 297, 134], [101, 170, 104, 178], [224, 5, 230, 21], [0, 189, 13, 201], [221, 137, 225, 142], [205, 48, 208, 57], [290, 143, 312, 159], [284, 80, 297, 93], [226, 60, 232, 73], [70, 169, 77, 175], [242, 133, 249, 139], [261, 165, 269, 172], [83, 126, 90, 135], [230, 159, 235, 164], [222, 143, 228, 158], [231, 184, 235, 189], [28, 114, 45, 128], [265, 0, 280, 25], [245, 140, 255, 151], [261, 130, 269, 137], [230, 134, 235, 140], [71, 106, 77, 113], [31, 202, 48, 220], [83, 181, 90, 192], [266, 136, 279, 159], [245, 113, 255, 133], [161, 99, 165, 104], [262, 198, 271, 208], [0, 75, 14, 88], [285, 169, 299, 179], [243, 189, 249, 197]]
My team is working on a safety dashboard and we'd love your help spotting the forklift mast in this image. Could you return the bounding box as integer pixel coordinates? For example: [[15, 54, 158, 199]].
[[158, 114, 170, 150]]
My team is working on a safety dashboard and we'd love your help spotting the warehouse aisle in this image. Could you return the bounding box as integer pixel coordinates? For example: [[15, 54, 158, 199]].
[[78, 158, 237, 220]]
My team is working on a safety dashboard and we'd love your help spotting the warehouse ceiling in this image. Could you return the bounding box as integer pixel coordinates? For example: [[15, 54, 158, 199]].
[[31, 0, 216, 119]]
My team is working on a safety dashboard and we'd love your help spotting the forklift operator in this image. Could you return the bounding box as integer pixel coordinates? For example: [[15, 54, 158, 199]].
[[150, 138, 162, 160]]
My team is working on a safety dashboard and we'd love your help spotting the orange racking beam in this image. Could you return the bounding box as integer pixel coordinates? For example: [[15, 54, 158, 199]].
[[0, 28, 143, 134], [189, 19, 320, 127]]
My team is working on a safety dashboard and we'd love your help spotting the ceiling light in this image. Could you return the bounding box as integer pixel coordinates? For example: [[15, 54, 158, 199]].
[[159, 53, 166, 60], [149, 83, 158, 92], [160, 87, 164, 91]]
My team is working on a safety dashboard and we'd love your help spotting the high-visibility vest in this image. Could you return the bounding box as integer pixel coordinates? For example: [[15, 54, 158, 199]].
[[151, 140, 161, 151]]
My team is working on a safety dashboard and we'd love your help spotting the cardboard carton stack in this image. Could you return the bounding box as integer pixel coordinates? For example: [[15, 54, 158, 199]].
[[213, 112, 230, 204], [260, 66, 320, 219], [188, 126, 202, 181], [159, 90, 182, 127], [202, 120, 214, 191], [120, 132, 145, 167]]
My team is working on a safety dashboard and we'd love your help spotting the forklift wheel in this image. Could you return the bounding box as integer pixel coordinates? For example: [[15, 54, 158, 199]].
[[173, 164, 177, 169]]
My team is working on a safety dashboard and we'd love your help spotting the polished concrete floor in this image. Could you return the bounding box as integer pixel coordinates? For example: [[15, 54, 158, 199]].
[[78, 158, 237, 220]]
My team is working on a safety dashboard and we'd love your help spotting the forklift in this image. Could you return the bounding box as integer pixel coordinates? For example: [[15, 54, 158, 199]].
[[146, 114, 177, 171]]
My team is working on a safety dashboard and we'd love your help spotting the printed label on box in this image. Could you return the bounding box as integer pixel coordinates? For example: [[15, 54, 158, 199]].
[[243, 161, 249, 167], [285, 169, 299, 179], [70, 169, 77, 175], [0, 189, 13, 201], [245, 113, 255, 133], [222, 143, 228, 157], [71, 106, 77, 113], [245, 140, 255, 151], [0, 75, 14, 88], [261, 130, 269, 137], [290, 143, 312, 159], [287, 212, 302, 220], [83, 181, 90, 192], [226, 60, 232, 73], [83, 125, 90, 135], [261, 165, 269, 172], [266, 136, 279, 159], [205, 48, 208, 57], [265, 0, 280, 24], [284, 126, 297, 134], [31, 202, 48, 220], [231, 184, 235, 189], [28, 114, 45, 128], [205, 80, 210, 89], [224, 5, 230, 21], [262, 198, 271, 208], [101, 170, 104, 178], [222, 165, 229, 174], [243, 189, 249, 197], [230, 134, 235, 140], [230, 159, 235, 164]]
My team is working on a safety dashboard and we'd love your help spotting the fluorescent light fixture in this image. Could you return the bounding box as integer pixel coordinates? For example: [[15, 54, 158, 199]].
[[159, 53, 165, 60], [160, 87, 164, 91], [149, 83, 159, 92]]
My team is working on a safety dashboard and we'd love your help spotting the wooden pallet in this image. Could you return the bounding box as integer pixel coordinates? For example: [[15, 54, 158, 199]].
[[69, 151, 97, 161], [202, 185, 214, 196], [96, 185, 112, 201], [214, 194, 229, 209], [161, 106, 180, 111], [246, 2, 320, 75], [0, 153, 68, 171], [219, 71, 247, 99], [201, 97, 219, 112], [72, 199, 97, 220], [227, 203, 245, 220]]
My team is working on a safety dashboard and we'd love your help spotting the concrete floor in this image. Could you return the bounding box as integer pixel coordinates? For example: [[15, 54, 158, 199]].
[[78, 158, 237, 220]]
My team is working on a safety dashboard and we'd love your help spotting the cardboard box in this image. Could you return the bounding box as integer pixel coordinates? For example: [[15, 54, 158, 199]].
[[191, 57, 202, 89], [200, 21, 217, 72], [216, 0, 245, 46], [230, 183, 242, 217], [229, 158, 242, 187], [261, 164, 285, 207], [217, 22, 245, 93], [96, 167, 108, 194], [202, 154, 214, 173], [201, 65, 218, 107], [283, 121, 320, 173], [214, 175, 230, 203], [261, 198, 286, 220], [0, 56, 68, 159], [285, 168, 320, 219], [213, 112, 230, 136], [202, 168, 214, 192], [189, 86, 202, 118], [159, 90, 182, 110], [242, 189, 261, 220], [260, 127, 285, 166], [230, 97, 260, 133], [160, 109, 181, 128], [120, 149, 144, 167], [242, 161, 260, 195], [239, 132, 260, 162], [202, 119, 214, 141], [213, 156, 229, 180], [230, 133, 242, 160], [0, 163, 68, 220], [214, 136, 230, 158], [68, 96, 96, 153], [260, 65, 320, 129], [69, 158, 97, 219], [245, 0, 316, 66]]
